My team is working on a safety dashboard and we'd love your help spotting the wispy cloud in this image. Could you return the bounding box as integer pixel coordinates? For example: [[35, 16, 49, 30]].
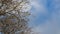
[[29, 0, 48, 14], [29, 0, 60, 34], [29, 0, 49, 34]]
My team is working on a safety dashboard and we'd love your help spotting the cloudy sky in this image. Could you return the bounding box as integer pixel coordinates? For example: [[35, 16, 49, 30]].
[[29, 0, 60, 34]]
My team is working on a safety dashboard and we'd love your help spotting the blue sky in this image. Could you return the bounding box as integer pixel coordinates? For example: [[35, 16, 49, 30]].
[[29, 0, 60, 34]]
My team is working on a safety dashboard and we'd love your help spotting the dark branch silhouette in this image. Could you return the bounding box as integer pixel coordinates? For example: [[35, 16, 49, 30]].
[[0, 0, 31, 34]]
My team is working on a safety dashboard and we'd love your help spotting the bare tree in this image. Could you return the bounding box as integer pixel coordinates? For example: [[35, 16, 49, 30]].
[[0, 0, 31, 34]]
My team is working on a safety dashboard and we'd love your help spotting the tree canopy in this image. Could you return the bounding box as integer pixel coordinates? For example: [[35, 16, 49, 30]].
[[0, 0, 31, 34]]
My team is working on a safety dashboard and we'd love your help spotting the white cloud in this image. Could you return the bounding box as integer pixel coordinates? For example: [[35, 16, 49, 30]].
[[31, 20, 50, 34], [28, 0, 49, 34], [28, 0, 48, 24], [29, 0, 60, 34], [30, 0, 47, 14]]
